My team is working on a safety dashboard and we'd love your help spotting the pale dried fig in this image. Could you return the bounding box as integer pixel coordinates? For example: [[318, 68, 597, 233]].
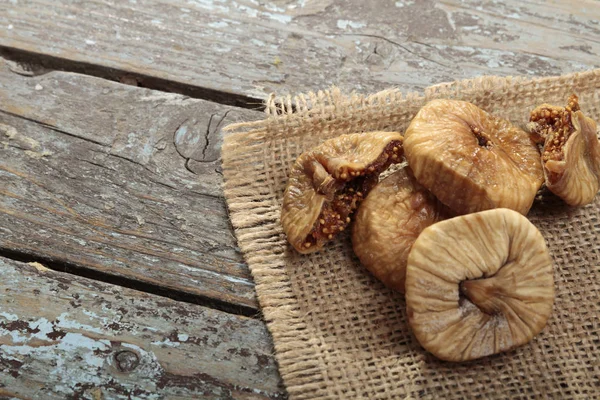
[[282, 132, 404, 254], [404, 100, 544, 215], [528, 94, 600, 206], [406, 208, 554, 362], [352, 167, 448, 293]]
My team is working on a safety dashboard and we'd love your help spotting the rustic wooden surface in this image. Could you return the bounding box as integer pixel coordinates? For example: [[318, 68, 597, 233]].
[[0, 256, 284, 399], [0, 57, 263, 312], [0, 0, 599, 102], [1, 1, 599, 398]]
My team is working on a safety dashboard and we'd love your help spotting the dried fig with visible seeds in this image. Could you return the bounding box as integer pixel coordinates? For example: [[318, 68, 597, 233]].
[[352, 167, 448, 293], [406, 208, 554, 362], [528, 94, 600, 206], [282, 132, 404, 254], [404, 100, 544, 215]]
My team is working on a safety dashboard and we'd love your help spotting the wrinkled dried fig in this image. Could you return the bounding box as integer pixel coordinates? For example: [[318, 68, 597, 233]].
[[528, 94, 600, 206], [404, 99, 544, 215], [352, 167, 448, 293], [282, 132, 404, 254], [406, 208, 554, 362]]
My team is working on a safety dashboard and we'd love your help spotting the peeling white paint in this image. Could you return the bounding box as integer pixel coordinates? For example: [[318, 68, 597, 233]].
[[487, 59, 500, 68], [236, 5, 258, 18], [214, 44, 232, 53], [4, 335, 112, 395], [208, 21, 229, 28], [177, 333, 189, 342], [1, 312, 19, 321], [188, 0, 229, 13], [72, 238, 88, 246], [337, 20, 366, 30], [56, 333, 111, 368], [174, 125, 188, 144], [0, 312, 165, 399], [151, 338, 180, 347], [264, 2, 286, 13], [0, 317, 53, 343], [126, 132, 137, 148], [142, 255, 160, 263], [264, 12, 292, 24], [57, 312, 104, 334]]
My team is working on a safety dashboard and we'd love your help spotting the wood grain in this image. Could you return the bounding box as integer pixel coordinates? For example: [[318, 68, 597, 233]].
[[0, 256, 284, 399], [0, 56, 264, 311], [0, 0, 598, 101]]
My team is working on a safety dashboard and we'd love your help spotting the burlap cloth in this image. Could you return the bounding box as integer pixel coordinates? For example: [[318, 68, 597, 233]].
[[222, 71, 600, 399]]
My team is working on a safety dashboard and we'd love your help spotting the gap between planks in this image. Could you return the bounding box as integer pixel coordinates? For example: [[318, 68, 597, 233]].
[[0, 248, 260, 319], [0, 46, 265, 110]]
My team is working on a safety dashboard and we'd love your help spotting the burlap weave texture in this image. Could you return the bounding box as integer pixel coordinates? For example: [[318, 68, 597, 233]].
[[222, 71, 600, 399]]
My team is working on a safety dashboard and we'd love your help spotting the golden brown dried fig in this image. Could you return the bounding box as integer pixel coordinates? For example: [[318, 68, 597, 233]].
[[406, 208, 554, 362], [282, 132, 404, 254], [352, 167, 448, 293], [404, 99, 544, 215], [528, 94, 600, 206]]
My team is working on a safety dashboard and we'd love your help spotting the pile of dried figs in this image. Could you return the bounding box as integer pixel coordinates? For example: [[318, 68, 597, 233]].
[[281, 95, 600, 362]]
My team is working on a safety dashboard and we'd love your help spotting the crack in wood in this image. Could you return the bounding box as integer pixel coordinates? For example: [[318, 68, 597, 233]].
[[0, 248, 259, 319], [0, 46, 264, 110], [75, 157, 117, 172], [199, 109, 232, 164], [0, 109, 109, 147], [202, 113, 216, 162], [106, 152, 156, 173], [342, 33, 451, 68]]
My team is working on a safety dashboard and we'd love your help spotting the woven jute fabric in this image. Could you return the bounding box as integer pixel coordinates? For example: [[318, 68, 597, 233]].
[[222, 71, 600, 399]]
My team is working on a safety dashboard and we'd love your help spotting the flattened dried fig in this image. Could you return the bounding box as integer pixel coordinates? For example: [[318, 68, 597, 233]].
[[352, 167, 448, 293], [404, 100, 544, 215], [282, 132, 404, 254], [406, 208, 554, 362], [528, 94, 600, 206]]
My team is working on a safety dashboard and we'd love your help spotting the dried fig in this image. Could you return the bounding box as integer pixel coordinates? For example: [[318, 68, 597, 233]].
[[282, 132, 404, 254], [528, 94, 600, 206], [352, 167, 448, 293], [406, 208, 554, 362], [404, 99, 544, 215]]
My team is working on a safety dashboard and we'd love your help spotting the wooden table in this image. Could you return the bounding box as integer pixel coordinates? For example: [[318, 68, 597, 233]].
[[0, 1, 598, 398]]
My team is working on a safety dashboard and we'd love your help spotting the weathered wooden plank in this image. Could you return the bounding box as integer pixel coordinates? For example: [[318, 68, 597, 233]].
[[0, 256, 285, 399], [0, 0, 598, 101], [0, 56, 264, 311]]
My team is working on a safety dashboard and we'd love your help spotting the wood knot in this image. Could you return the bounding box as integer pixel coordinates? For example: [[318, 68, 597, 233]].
[[114, 350, 140, 372]]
